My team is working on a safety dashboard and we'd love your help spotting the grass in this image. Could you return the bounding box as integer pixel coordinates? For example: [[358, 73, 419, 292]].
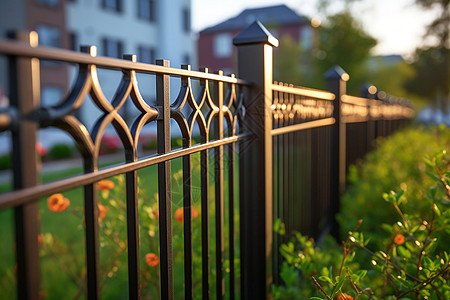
[[0, 151, 240, 299]]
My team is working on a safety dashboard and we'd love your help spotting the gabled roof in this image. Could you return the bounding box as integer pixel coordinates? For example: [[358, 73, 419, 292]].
[[201, 4, 308, 33]]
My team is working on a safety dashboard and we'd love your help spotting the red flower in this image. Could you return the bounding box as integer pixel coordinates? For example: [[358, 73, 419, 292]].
[[394, 233, 405, 245], [174, 207, 199, 223], [145, 253, 159, 267], [47, 193, 70, 212], [98, 180, 115, 191]]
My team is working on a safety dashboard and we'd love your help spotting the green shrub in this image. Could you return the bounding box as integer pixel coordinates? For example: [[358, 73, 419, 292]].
[[273, 147, 450, 299], [48, 144, 72, 160], [0, 154, 11, 170], [339, 125, 450, 252]]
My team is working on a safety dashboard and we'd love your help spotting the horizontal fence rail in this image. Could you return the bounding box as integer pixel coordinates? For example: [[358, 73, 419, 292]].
[[0, 21, 414, 300]]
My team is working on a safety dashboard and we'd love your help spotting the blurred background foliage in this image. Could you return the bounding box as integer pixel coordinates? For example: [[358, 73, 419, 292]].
[[274, 0, 449, 110]]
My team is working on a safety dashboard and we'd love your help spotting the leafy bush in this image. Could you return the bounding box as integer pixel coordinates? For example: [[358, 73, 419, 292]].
[[48, 144, 72, 160], [339, 125, 450, 251], [273, 127, 450, 299], [273, 148, 450, 299]]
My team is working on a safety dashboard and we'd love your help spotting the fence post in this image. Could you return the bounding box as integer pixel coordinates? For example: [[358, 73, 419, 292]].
[[325, 65, 349, 241], [9, 31, 41, 300], [233, 21, 278, 299]]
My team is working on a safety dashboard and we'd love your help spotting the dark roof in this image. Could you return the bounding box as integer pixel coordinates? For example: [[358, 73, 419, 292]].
[[201, 4, 308, 33]]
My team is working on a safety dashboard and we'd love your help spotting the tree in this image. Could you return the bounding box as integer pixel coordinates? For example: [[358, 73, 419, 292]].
[[314, 10, 377, 93], [273, 8, 377, 94], [369, 58, 416, 100], [406, 0, 449, 106], [406, 46, 449, 106], [415, 0, 449, 48]]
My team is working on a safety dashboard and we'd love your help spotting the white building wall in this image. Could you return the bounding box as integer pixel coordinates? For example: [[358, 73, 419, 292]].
[[66, 0, 195, 132]]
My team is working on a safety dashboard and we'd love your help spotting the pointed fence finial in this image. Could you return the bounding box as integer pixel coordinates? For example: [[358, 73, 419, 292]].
[[325, 65, 349, 81], [233, 20, 279, 47]]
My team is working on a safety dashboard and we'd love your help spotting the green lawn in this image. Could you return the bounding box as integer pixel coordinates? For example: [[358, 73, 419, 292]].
[[0, 151, 240, 299]]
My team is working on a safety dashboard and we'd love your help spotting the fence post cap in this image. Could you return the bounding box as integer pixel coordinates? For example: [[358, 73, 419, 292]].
[[233, 20, 279, 47], [361, 83, 377, 98], [325, 65, 349, 81]]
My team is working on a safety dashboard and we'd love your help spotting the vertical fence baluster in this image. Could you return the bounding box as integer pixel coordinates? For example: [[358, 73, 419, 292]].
[[183, 146, 193, 300], [198, 68, 210, 299], [10, 31, 41, 300], [78, 45, 101, 300], [214, 71, 225, 299], [83, 180, 100, 300], [180, 65, 194, 300], [156, 59, 173, 300], [272, 89, 280, 286], [326, 65, 348, 241], [228, 121, 236, 300], [123, 54, 141, 300], [126, 169, 140, 299], [200, 142, 209, 299]]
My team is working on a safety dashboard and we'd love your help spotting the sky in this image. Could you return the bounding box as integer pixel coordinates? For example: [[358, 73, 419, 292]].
[[191, 0, 440, 57]]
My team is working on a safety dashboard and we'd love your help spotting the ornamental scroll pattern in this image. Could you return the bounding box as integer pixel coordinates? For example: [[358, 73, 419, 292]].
[[35, 47, 242, 168], [272, 82, 334, 129]]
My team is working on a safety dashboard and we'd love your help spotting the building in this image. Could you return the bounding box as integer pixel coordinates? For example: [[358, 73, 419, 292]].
[[0, 0, 196, 150], [197, 4, 313, 74]]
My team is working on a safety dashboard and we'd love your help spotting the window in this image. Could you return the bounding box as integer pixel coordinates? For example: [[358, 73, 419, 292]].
[[102, 0, 122, 12], [69, 32, 77, 51], [182, 8, 190, 33], [102, 38, 123, 58], [182, 53, 190, 65], [35, 0, 59, 7], [137, 0, 156, 21], [213, 33, 232, 58], [41, 86, 63, 107], [300, 26, 313, 50], [138, 46, 155, 64], [36, 25, 61, 48]]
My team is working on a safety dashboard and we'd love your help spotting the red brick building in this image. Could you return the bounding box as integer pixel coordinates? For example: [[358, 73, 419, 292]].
[[197, 5, 313, 74]]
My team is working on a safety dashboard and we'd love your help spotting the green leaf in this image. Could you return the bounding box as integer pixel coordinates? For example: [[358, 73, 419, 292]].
[[382, 223, 393, 232], [318, 275, 334, 285], [274, 218, 286, 235], [330, 276, 346, 298], [424, 157, 435, 168], [397, 246, 412, 258], [432, 203, 441, 216], [429, 185, 438, 199], [425, 171, 440, 182]]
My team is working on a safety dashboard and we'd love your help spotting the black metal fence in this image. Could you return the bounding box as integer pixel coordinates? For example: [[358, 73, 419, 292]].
[[0, 22, 413, 299]]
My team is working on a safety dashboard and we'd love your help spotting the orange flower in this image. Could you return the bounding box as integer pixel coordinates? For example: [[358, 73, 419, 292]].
[[335, 293, 354, 300], [97, 180, 115, 191], [394, 233, 405, 245], [145, 253, 159, 267], [192, 207, 199, 219], [35, 143, 47, 157], [47, 194, 70, 212], [38, 233, 44, 246], [174, 207, 199, 223], [98, 203, 109, 220], [153, 209, 159, 220]]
